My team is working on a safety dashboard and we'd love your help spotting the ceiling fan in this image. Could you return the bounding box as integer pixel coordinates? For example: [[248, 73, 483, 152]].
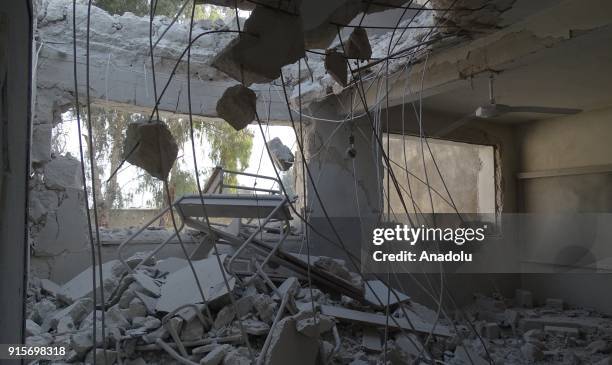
[[436, 75, 582, 136]]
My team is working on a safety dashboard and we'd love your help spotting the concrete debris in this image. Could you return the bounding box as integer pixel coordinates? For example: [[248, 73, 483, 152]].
[[364, 279, 410, 308], [43, 156, 82, 190], [361, 328, 382, 352], [267, 137, 295, 171], [324, 50, 348, 86], [264, 315, 320, 365], [242, 318, 270, 335], [26, 319, 43, 336], [345, 27, 372, 60], [295, 314, 335, 338], [57, 259, 124, 304], [200, 343, 231, 365], [156, 255, 235, 313], [122, 120, 178, 180], [40, 278, 61, 297], [26, 252, 612, 365], [131, 272, 161, 298], [320, 304, 452, 336], [216, 85, 257, 131], [212, 5, 305, 85], [213, 305, 236, 329], [85, 348, 117, 365]]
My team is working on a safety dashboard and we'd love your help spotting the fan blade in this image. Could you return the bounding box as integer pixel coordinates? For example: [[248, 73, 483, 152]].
[[500, 105, 582, 115], [434, 112, 478, 137]]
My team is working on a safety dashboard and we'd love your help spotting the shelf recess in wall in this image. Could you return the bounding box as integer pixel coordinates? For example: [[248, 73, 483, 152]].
[[518, 164, 612, 180]]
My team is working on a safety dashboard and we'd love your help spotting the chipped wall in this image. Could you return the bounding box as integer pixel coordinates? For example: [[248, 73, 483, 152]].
[[518, 106, 612, 314]]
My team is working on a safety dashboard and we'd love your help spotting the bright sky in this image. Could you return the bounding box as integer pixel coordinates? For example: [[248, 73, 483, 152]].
[[58, 114, 295, 208]]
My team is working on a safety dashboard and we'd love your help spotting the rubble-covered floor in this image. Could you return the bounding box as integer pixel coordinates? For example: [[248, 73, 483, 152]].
[[26, 249, 612, 365]]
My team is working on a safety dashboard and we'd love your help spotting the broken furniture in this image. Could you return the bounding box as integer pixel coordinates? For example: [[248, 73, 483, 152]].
[[118, 167, 364, 303]]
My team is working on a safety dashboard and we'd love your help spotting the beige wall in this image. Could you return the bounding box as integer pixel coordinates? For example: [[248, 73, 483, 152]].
[[518, 106, 612, 314]]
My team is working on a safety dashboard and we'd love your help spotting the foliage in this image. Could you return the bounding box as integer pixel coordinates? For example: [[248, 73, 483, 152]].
[[93, 0, 232, 21]]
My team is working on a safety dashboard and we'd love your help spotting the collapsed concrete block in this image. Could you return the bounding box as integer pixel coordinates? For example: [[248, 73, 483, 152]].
[[30, 298, 57, 325], [242, 318, 270, 336], [364, 280, 410, 308], [40, 278, 61, 297], [126, 298, 148, 319], [264, 316, 319, 365], [361, 328, 382, 352], [26, 319, 43, 336], [131, 272, 161, 298], [43, 298, 92, 332], [214, 305, 236, 329], [393, 333, 427, 361], [26, 333, 54, 347], [57, 260, 125, 305], [156, 255, 235, 313], [200, 344, 232, 365], [223, 347, 250, 365], [123, 120, 178, 180], [216, 85, 257, 131], [253, 294, 277, 324], [267, 137, 295, 171], [234, 295, 254, 317], [57, 316, 76, 333], [43, 155, 82, 190], [85, 348, 117, 365], [211, 5, 305, 86], [275, 277, 301, 300], [181, 318, 205, 341], [71, 330, 94, 355], [345, 27, 372, 60], [295, 315, 334, 338], [325, 50, 348, 86]]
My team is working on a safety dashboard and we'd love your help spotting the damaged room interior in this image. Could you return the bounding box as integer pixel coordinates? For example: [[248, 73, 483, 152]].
[[2, 0, 612, 364]]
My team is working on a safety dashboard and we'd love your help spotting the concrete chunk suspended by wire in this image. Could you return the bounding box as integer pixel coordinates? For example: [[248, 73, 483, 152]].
[[345, 27, 372, 60], [211, 4, 305, 85], [122, 120, 178, 180], [216, 85, 257, 131], [267, 137, 295, 171], [325, 50, 348, 86]]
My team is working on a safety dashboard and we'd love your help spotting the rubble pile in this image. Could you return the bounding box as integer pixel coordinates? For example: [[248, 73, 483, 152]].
[[26, 253, 612, 364], [447, 291, 612, 365], [26, 251, 451, 364]]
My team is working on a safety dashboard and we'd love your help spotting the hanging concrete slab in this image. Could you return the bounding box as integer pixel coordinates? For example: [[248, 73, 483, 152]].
[[216, 85, 257, 131], [123, 120, 178, 180], [211, 5, 305, 86]]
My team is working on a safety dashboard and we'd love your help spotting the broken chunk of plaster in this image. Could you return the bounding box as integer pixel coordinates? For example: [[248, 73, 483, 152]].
[[123, 120, 178, 180], [325, 50, 348, 86], [156, 255, 235, 313], [267, 137, 295, 171], [345, 27, 372, 60], [216, 85, 257, 131], [265, 316, 319, 365]]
